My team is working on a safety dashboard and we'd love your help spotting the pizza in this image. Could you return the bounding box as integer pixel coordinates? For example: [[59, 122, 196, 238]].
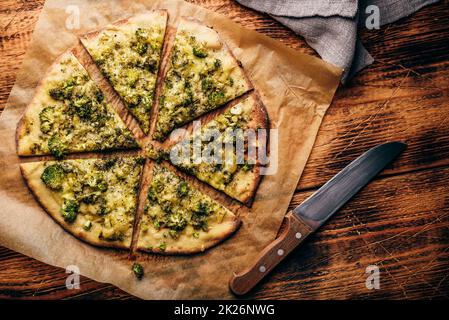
[[136, 164, 240, 254], [17, 13, 268, 256], [16, 51, 138, 158], [20, 157, 144, 248], [153, 17, 252, 141], [81, 11, 168, 134], [169, 94, 268, 205]]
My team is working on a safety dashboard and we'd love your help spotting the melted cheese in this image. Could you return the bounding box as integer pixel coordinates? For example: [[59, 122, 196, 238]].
[[18, 52, 137, 157], [137, 165, 235, 252], [41, 157, 144, 244], [153, 18, 250, 140], [170, 96, 257, 202], [82, 12, 167, 134]]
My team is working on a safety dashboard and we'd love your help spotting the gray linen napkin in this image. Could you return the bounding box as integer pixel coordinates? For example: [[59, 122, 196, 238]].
[[236, 0, 439, 83]]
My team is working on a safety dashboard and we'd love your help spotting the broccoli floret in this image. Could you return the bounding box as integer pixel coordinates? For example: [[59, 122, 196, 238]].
[[83, 220, 92, 231], [48, 134, 67, 159], [81, 193, 98, 204], [48, 80, 74, 101], [180, 90, 194, 108], [95, 158, 117, 171], [201, 78, 213, 92], [132, 263, 144, 280], [41, 164, 65, 190], [97, 180, 108, 192], [85, 174, 107, 192], [61, 199, 79, 223], [166, 212, 187, 231], [177, 181, 189, 197], [158, 242, 167, 252], [71, 95, 93, 119], [125, 69, 140, 88], [144, 59, 157, 73], [196, 202, 211, 216], [241, 163, 253, 172], [160, 200, 173, 214], [207, 90, 225, 106], [191, 202, 211, 231], [95, 90, 104, 103], [214, 59, 222, 69], [98, 202, 108, 216], [153, 220, 161, 229], [192, 47, 208, 58], [135, 157, 146, 166], [39, 106, 55, 134], [147, 188, 157, 203], [135, 28, 149, 41], [169, 229, 179, 239], [133, 41, 148, 55]]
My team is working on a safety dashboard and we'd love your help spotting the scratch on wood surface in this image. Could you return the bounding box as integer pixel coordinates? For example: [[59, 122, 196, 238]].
[[347, 211, 410, 298], [1, 0, 449, 300], [374, 58, 447, 91], [349, 210, 449, 299], [332, 71, 410, 160]]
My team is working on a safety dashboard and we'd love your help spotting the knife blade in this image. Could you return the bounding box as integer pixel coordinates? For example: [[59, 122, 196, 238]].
[[229, 142, 407, 295]]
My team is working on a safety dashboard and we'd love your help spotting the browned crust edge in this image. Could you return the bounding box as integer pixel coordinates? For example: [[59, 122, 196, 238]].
[[15, 47, 141, 157], [179, 16, 253, 92], [19, 161, 146, 250], [240, 92, 269, 207], [166, 92, 269, 207], [137, 218, 241, 255], [16, 12, 265, 255], [151, 16, 253, 142]]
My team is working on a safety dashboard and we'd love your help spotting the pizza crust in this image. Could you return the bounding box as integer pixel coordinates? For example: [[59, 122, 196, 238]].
[[136, 164, 241, 254], [17, 13, 267, 255], [16, 50, 74, 156], [152, 17, 253, 140], [233, 93, 268, 205], [169, 93, 268, 206], [81, 10, 168, 134], [20, 159, 144, 249], [16, 49, 138, 157]]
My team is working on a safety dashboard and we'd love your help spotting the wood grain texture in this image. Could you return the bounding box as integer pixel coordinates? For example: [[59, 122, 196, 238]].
[[0, 0, 448, 299], [230, 212, 313, 296]]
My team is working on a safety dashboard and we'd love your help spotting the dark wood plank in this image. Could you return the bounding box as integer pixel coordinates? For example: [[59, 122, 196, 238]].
[[298, 1, 449, 190], [0, 246, 134, 300], [0, 0, 45, 110], [252, 166, 449, 299]]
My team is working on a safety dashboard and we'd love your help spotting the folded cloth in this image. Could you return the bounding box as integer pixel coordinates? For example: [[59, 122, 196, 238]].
[[236, 0, 439, 83]]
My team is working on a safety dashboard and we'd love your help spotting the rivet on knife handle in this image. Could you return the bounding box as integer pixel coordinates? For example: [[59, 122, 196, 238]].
[[229, 211, 312, 295]]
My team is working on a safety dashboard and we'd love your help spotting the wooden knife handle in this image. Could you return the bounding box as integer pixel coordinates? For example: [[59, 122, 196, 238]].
[[229, 211, 313, 295]]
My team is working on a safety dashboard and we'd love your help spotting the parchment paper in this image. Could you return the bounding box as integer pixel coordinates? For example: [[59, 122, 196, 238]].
[[0, 0, 341, 299]]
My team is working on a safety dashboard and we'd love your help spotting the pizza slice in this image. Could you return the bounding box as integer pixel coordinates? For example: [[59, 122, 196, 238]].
[[17, 51, 138, 158], [137, 164, 240, 254], [81, 11, 168, 134], [169, 94, 268, 205], [20, 157, 145, 248], [153, 17, 252, 141]]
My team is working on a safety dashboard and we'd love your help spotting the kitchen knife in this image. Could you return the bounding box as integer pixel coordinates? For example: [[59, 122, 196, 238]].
[[229, 141, 407, 295]]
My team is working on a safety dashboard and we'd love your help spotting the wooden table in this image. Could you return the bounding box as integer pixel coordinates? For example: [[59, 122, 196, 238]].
[[1, 0, 448, 300]]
